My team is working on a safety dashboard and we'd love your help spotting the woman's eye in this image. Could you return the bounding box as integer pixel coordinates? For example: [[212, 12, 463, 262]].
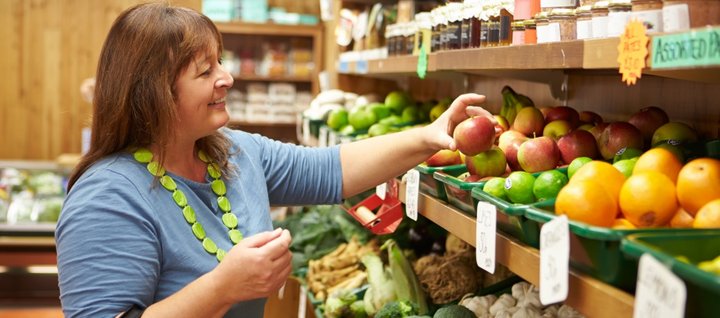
[[201, 68, 212, 76]]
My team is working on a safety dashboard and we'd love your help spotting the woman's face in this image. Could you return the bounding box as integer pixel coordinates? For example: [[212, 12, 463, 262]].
[[173, 49, 234, 141]]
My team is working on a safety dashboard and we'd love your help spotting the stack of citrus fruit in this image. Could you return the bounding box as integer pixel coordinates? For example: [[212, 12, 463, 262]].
[[556, 148, 720, 229]]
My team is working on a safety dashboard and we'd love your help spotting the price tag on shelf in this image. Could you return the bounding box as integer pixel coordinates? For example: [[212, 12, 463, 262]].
[[338, 61, 350, 73], [298, 285, 307, 318], [539, 214, 569, 305], [416, 46, 428, 79], [319, 126, 329, 148], [356, 60, 368, 74], [302, 118, 311, 143], [376, 182, 387, 200], [404, 169, 420, 221], [475, 201, 496, 274], [633, 254, 686, 318], [617, 19, 649, 86]]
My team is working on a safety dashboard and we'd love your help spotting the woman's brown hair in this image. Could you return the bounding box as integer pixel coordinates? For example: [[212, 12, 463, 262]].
[[68, 3, 231, 190]]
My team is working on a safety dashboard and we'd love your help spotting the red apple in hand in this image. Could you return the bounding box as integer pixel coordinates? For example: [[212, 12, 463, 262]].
[[598, 122, 644, 160], [628, 106, 669, 143], [518, 136, 560, 173], [453, 116, 496, 156], [543, 120, 573, 140], [545, 106, 580, 128], [512, 107, 545, 137], [465, 146, 507, 177], [425, 149, 463, 167], [557, 130, 599, 164], [579, 111, 603, 125]]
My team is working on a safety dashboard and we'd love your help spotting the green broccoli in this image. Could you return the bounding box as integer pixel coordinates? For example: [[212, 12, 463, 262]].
[[375, 300, 418, 318]]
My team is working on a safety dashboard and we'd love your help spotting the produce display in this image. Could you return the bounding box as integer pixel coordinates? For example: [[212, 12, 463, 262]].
[[459, 282, 584, 318], [0, 167, 67, 224]]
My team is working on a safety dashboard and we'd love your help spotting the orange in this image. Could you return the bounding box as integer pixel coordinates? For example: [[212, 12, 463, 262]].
[[570, 160, 626, 201], [619, 171, 678, 227], [693, 199, 720, 228], [669, 206, 695, 228], [555, 180, 617, 227], [676, 158, 720, 215], [632, 148, 683, 184], [612, 218, 637, 230]]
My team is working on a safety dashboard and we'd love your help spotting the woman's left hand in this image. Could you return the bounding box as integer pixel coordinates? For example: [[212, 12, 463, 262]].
[[422, 93, 495, 151]]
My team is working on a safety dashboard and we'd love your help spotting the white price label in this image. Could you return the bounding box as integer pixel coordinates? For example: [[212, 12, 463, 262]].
[[302, 118, 311, 143], [405, 170, 420, 221], [376, 182, 387, 200], [319, 126, 329, 147], [633, 254, 686, 318], [539, 215, 569, 305], [476, 201, 497, 274], [328, 131, 338, 146], [298, 285, 307, 318]]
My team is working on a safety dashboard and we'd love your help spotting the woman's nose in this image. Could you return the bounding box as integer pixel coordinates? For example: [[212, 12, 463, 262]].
[[217, 68, 234, 88]]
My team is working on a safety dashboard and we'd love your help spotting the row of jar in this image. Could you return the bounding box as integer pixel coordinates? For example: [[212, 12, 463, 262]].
[[386, 0, 720, 56]]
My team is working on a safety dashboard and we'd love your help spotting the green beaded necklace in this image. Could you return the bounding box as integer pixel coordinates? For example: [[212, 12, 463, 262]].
[[133, 148, 243, 262]]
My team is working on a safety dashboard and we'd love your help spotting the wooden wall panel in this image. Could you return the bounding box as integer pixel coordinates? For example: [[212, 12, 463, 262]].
[[0, 0, 200, 160]]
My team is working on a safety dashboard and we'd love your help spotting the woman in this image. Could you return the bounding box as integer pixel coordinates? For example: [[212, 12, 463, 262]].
[[55, 3, 492, 318]]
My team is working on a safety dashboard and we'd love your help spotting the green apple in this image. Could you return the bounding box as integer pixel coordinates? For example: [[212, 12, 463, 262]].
[[326, 108, 349, 131], [651, 122, 699, 146]]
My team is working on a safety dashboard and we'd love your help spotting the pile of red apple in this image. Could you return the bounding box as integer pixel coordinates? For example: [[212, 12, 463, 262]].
[[425, 103, 699, 182]]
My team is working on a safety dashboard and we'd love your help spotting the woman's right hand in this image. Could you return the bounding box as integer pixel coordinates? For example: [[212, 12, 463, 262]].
[[212, 228, 293, 303]]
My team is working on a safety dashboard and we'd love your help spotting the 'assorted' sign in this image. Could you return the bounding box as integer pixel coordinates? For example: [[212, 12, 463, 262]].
[[651, 27, 720, 69]]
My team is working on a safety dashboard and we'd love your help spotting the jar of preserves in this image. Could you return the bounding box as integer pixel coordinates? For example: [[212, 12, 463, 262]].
[[405, 22, 417, 55], [549, 8, 577, 41], [631, 0, 663, 33], [431, 8, 442, 52], [385, 24, 397, 56], [607, 0, 632, 37], [461, 3, 473, 49], [414, 12, 432, 55], [499, 8, 514, 46], [576, 5, 593, 39], [524, 19, 537, 44], [663, 0, 720, 32], [512, 20, 526, 45], [470, 2, 483, 48], [591, 1, 610, 38], [535, 11, 551, 43], [445, 3, 464, 50]]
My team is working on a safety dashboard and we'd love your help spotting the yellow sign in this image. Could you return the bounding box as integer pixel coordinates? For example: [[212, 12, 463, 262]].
[[617, 20, 649, 86]]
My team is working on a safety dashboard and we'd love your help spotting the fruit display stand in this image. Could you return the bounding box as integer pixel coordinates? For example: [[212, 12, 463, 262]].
[[398, 182, 635, 318]]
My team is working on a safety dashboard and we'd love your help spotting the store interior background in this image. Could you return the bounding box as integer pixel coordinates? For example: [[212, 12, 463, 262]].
[[1, 0, 719, 317]]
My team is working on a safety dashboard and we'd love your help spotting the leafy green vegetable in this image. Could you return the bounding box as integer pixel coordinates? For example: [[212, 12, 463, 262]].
[[383, 239, 428, 315], [362, 253, 397, 315], [375, 300, 419, 318]]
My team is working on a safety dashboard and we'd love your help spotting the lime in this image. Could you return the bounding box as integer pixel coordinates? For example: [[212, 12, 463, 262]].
[[429, 104, 448, 122], [348, 107, 377, 130], [567, 156, 592, 179], [385, 91, 412, 115], [653, 141, 685, 162], [532, 170, 568, 201], [368, 123, 391, 137], [326, 108, 349, 131], [612, 158, 637, 178], [483, 177, 508, 201], [613, 147, 643, 163], [368, 102, 391, 120], [504, 171, 536, 204], [401, 106, 419, 124]]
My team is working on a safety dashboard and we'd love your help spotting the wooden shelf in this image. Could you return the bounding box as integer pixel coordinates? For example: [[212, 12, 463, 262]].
[[215, 22, 322, 37], [398, 183, 635, 318], [233, 74, 313, 83]]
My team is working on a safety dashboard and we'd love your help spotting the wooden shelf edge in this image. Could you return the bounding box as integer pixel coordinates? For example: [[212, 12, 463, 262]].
[[215, 22, 322, 37], [398, 183, 635, 318], [438, 41, 585, 70]]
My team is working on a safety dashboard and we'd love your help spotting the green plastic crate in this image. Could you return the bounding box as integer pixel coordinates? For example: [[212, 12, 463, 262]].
[[621, 230, 720, 318], [524, 204, 699, 291], [414, 164, 466, 202], [471, 188, 541, 248], [433, 171, 487, 215]]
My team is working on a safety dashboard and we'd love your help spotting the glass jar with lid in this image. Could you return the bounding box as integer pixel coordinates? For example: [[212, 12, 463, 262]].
[[405, 22, 417, 55], [663, 0, 720, 32], [524, 19, 537, 44], [414, 12, 432, 55], [431, 8, 442, 52], [461, 3, 473, 49], [445, 2, 464, 50], [385, 24, 397, 56], [535, 11, 551, 43], [630, 0, 663, 33], [498, 8, 514, 46], [607, 0, 632, 37], [549, 8, 577, 41], [591, 1, 610, 38], [576, 5, 593, 39], [512, 20, 526, 45], [469, 1, 483, 48]]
